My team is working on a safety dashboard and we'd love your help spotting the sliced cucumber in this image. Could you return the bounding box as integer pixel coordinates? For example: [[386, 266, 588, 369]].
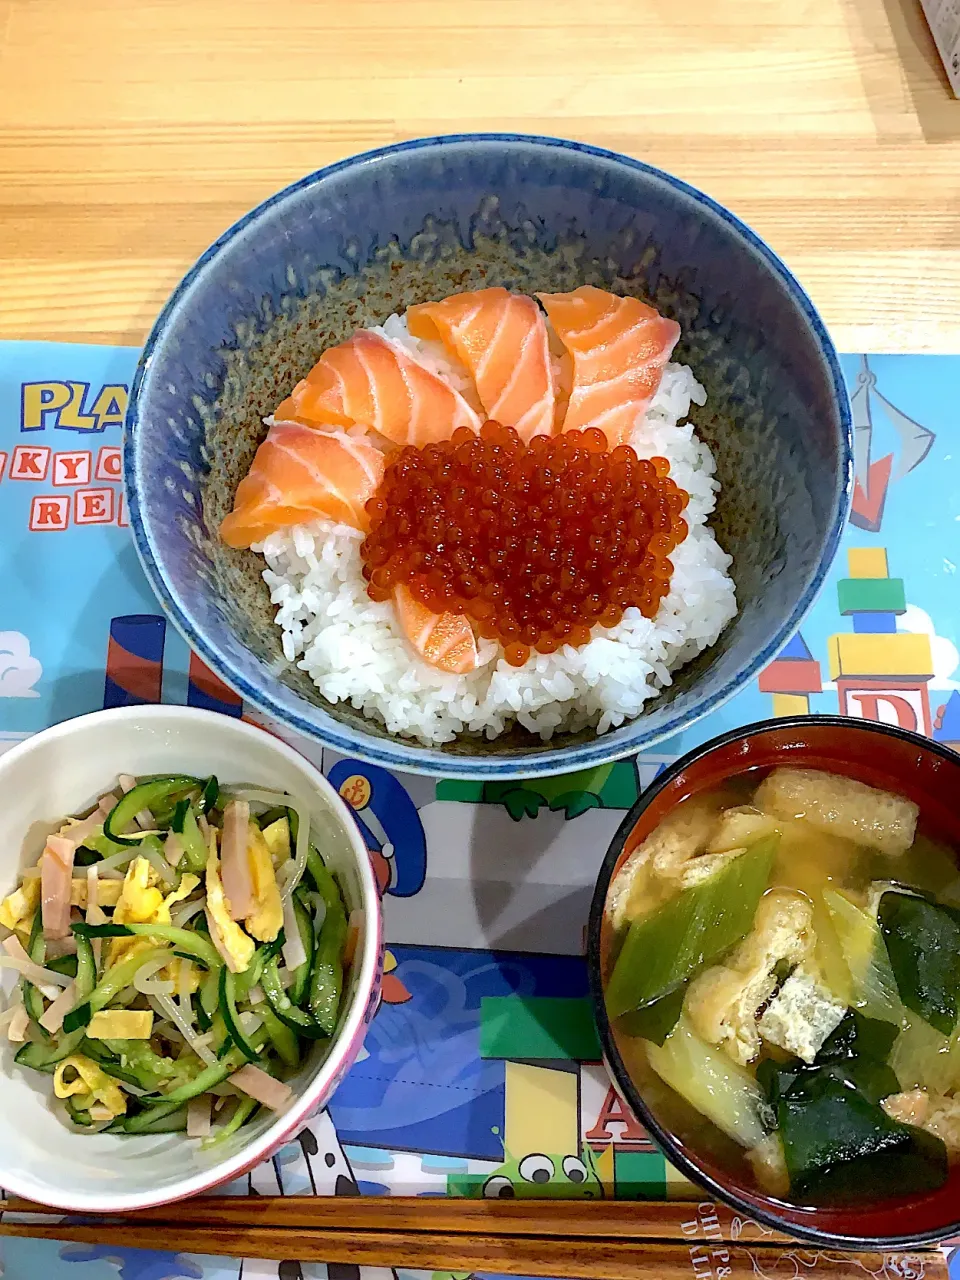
[[289, 892, 314, 1006], [309, 896, 346, 1038], [103, 776, 201, 846], [262, 956, 327, 1040], [22, 908, 49, 1034], [172, 800, 208, 873], [203, 1096, 258, 1147], [197, 776, 220, 815], [63, 944, 171, 1034], [257, 1002, 299, 1068], [73, 922, 221, 973], [113, 1102, 189, 1134], [64, 1097, 96, 1128], [15, 1033, 84, 1073], [219, 967, 259, 1064]]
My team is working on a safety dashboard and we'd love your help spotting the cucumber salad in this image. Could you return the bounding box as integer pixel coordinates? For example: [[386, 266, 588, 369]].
[[0, 774, 355, 1142]]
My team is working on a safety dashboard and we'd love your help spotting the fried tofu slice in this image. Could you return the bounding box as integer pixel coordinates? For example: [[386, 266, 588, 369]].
[[754, 768, 917, 856], [686, 890, 815, 1065], [607, 797, 722, 931]]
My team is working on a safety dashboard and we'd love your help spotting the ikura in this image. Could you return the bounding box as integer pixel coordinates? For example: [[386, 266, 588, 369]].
[[361, 421, 689, 667]]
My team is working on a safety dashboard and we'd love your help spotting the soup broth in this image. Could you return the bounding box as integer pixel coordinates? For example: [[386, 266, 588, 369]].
[[603, 765, 960, 1206]]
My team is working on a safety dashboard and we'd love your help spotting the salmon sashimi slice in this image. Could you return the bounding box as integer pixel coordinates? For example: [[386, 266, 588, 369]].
[[406, 288, 556, 442], [220, 422, 385, 548], [537, 286, 681, 447], [274, 330, 481, 446], [393, 584, 479, 675]]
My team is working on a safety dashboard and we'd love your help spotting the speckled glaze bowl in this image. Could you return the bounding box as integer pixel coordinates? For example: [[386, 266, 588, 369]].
[[125, 134, 853, 779]]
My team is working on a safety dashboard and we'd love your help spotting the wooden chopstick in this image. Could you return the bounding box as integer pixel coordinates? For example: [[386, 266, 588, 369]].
[[0, 1219, 946, 1280], [5, 1193, 794, 1241]]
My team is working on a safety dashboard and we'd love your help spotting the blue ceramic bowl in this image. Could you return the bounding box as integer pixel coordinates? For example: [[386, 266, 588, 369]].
[[125, 134, 853, 779]]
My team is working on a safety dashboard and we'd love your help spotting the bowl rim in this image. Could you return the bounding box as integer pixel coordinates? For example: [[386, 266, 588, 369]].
[[0, 704, 383, 1213], [124, 131, 854, 781], [587, 713, 960, 1250]]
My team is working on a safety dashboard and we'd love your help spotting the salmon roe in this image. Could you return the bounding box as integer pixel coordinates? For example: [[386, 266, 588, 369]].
[[361, 421, 689, 667]]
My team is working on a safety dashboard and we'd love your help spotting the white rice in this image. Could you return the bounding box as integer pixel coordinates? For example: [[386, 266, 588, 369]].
[[255, 316, 737, 746]]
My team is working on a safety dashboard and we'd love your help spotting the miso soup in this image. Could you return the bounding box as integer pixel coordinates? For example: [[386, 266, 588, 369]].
[[602, 766, 960, 1205]]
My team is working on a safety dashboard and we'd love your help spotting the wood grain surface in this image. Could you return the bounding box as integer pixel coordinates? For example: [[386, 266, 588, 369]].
[[0, 0, 958, 351], [2, 1195, 795, 1240], [0, 1220, 947, 1280]]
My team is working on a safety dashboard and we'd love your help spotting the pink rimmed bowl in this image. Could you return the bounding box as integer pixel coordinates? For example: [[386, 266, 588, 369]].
[[0, 705, 382, 1212]]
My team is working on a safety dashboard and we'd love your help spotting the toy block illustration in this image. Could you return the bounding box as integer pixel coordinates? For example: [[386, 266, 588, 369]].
[[758, 632, 822, 717], [829, 548, 934, 735]]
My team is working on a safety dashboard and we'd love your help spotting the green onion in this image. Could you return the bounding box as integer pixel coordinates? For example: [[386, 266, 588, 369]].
[[606, 835, 779, 1018]]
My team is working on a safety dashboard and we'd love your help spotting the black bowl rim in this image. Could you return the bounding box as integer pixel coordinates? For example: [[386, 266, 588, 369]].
[[124, 131, 854, 780], [587, 713, 960, 1250]]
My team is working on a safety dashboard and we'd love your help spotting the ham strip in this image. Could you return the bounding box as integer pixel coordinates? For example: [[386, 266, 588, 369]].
[[228, 1064, 292, 1112], [187, 1095, 212, 1138], [6, 1005, 29, 1043], [39, 981, 77, 1034], [41, 835, 76, 940], [221, 800, 254, 920]]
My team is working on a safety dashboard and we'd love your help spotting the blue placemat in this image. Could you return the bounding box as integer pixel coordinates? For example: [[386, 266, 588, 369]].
[[0, 343, 958, 1280]]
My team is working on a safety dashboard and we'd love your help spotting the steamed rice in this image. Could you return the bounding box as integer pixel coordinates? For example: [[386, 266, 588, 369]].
[[255, 315, 737, 747]]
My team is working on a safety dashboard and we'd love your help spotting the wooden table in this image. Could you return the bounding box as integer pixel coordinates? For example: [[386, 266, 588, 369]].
[[1, 0, 958, 353]]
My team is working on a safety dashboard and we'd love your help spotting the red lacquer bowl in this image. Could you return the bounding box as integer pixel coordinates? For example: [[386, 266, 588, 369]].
[[587, 716, 960, 1248]]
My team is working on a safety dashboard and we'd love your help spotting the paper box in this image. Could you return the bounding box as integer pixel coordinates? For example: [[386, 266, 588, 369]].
[[921, 0, 960, 97]]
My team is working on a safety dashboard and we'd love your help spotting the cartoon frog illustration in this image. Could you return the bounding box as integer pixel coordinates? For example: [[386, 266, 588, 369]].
[[438, 761, 640, 820], [450, 1143, 604, 1200]]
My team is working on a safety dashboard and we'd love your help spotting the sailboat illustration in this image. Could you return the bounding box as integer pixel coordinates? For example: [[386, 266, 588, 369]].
[[850, 355, 935, 532]]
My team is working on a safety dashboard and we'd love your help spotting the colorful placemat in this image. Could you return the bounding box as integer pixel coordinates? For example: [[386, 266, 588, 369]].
[[0, 343, 958, 1280]]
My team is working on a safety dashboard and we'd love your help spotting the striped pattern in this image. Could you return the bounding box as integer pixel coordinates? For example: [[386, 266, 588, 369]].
[[220, 422, 385, 547], [407, 288, 557, 441], [187, 650, 243, 717], [538, 286, 681, 447], [103, 615, 166, 708], [275, 330, 481, 446]]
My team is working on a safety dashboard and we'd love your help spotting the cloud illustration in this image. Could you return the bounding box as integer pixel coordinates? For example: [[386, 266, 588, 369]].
[[899, 605, 959, 691], [0, 632, 41, 698]]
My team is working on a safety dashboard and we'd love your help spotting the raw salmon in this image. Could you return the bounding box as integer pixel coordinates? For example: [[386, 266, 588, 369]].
[[537, 286, 680, 447], [407, 288, 556, 441], [220, 422, 385, 548], [393, 585, 479, 675], [274, 330, 481, 446]]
